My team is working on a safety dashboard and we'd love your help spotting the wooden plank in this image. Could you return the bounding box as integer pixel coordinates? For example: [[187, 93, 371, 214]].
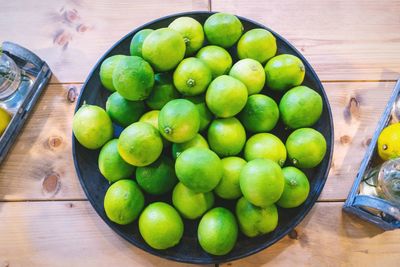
[[211, 0, 400, 81], [0, 201, 397, 266], [0, 0, 209, 84]]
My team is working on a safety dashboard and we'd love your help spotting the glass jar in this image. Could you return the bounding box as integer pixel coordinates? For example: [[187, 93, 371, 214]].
[[0, 52, 21, 100]]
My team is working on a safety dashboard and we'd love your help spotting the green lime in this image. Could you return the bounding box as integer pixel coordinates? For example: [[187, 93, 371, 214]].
[[235, 197, 278, 237], [196, 45, 232, 78], [204, 13, 243, 48], [73, 104, 113, 149], [207, 117, 246, 157], [106, 92, 145, 127], [286, 128, 327, 168], [279, 86, 323, 129], [229, 59, 265, 95], [265, 54, 305, 91], [173, 57, 212, 96], [238, 94, 279, 133], [142, 28, 186, 72], [104, 179, 144, 225], [214, 157, 246, 199], [185, 95, 213, 131], [139, 110, 160, 128], [112, 56, 154, 100], [136, 156, 177, 195], [244, 133, 287, 166], [158, 99, 200, 143], [277, 167, 310, 208], [0, 107, 11, 135], [130, 29, 154, 57], [240, 158, 284, 207], [378, 123, 400, 161], [99, 55, 126, 92], [175, 147, 223, 193], [98, 139, 135, 183], [172, 133, 209, 159], [168, 17, 204, 56], [118, 122, 163, 166], [139, 202, 184, 249], [172, 182, 214, 219], [146, 72, 180, 110], [206, 75, 248, 118], [237, 29, 277, 64], [198, 207, 238, 256]]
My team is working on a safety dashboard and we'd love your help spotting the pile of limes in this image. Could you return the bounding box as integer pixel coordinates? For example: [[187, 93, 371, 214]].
[[73, 13, 327, 256]]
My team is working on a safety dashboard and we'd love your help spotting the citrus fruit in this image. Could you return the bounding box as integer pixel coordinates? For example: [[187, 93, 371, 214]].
[[173, 57, 212, 96], [0, 107, 11, 135], [142, 28, 186, 72], [277, 167, 310, 208], [265, 54, 305, 91], [279, 86, 323, 129], [130, 29, 154, 57], [238, 94, 279, 133], [286, 128, 327, 168], [172, 182, 214, 219], [229, 58, 265, 95], [168, 17, 204, 56], [106, 92, 145, 127], [244, 133, 287, 167], [175, 147, 223, 193], [239, 158, 284, 207], [146, 72, 180, 110], [197, 207, 238, 256], [135, 156, 177, 195], [104, 179, 144, 225], [172, 133, 209, 159], [235, 197, 278, 237], [158, 99, 200, 143], [118, 122, 163, 166], [214, 157, 247, 199], [378, 123, 400, 161], [139, 110, 160, 128], [204, 13, 243, 48], [196, 45, 232, 78], [98, 139, 135, 183], [99, 55, 126, 92], [207, 117, 246, 157], [237, 28, 277, 64], [185, 95, 213, 131], [73, 104, 113, 149], [112, 56, 154, 100], [206, 75, 248, 118], [139, 202, 184, 249]]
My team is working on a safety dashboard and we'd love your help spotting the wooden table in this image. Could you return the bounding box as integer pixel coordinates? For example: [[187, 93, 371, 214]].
[[1, 0, 399, 266]]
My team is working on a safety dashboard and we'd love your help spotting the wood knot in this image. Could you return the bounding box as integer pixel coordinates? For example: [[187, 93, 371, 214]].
[[67, 86, 77, 103], [340, 135, 351, 144], [344, 96, 361, 123], [2, 261, 9, 267], [68, 203, 74, 208], [301, 47, 305, 52], [363, 138, 372, 147], [288, 229, 298, 239], [48, 136, 63, 148], [42, 173, 61, 195]]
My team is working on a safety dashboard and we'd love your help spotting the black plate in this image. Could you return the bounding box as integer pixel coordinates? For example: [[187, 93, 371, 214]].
[[73, 11, 334, 264]]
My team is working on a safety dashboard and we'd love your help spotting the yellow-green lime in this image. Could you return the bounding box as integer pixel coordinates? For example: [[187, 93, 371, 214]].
[[229, 58, 265, 95], [185, 95, 213, 131], [237, 28, 277, 64], [168, 17, 204, 56], [118, 122, 163, 166], [175, 147, 223, 193], [239, 158, 284, 207], [146, 72, 180, 110], [214, 157, 247, 199], [172, 182, 214, 219], [106, 92, 145, 127], [286, 128, 327, 168], [238, 94, 279, 133], [104, 179, 144, 225], [139, 202, 184, 249], [112, 56, 154, 100], [196, 45, 232, 78], [197, 207, 238, 256], [0, 107, 11, 135], [142, 28, 186, 72], [244, 133, 287, 167], [173, 57, 212, 96], [172, 133, 209, 159], [277, 167, 310, 208], [139, 110, 170, 148], [235, 197, 278, 237], [207, 117, 246, 157], [73, 104, 113, 150], [279, 86, 323, 129], [204, 13, 243, 48], [377, 123, 400, 161], [206, 75, 248, 118], [130, 29, 154, 57], [99, 55, 126, 92]]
